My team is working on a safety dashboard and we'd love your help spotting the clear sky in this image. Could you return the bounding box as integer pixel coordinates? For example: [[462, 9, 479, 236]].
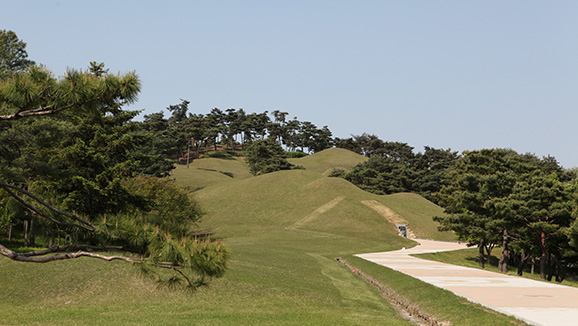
[[3, 1, 577, 167]]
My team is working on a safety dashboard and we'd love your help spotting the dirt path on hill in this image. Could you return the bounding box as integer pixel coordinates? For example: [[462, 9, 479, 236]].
[[286, 196, 344, 230], [361, 200, 408, 225]]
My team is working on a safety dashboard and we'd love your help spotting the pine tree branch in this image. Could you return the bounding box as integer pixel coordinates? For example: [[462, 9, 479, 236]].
[[0, 181, 95, 231], [174, 267, 194, 288]]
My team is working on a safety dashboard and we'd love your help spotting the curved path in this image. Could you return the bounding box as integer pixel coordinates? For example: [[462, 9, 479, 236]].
[[356, 239, 578, 326]]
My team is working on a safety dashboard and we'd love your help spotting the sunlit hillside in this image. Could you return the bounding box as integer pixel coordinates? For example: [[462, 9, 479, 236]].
[[0, 148, 520, 326], [171, 157, 251, 191], [288, 148, 368, 175]]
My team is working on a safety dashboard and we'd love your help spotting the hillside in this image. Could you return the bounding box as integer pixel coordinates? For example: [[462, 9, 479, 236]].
[[0, 149, 462, 325], [195, 169, 453, 242], [288, 147, 368, 175], [173, 148, 453, 242], [171, 156, 252, 191]]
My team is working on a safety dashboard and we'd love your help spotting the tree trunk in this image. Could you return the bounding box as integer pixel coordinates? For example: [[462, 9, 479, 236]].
[[186, 141, 191, 168], [517, 248, 529, 276], [555, 257, 566, 283], [517, 258, 524, 276], [498, 229, 509, 273], [484, 243, 495, 266], [547, 254, 555, 281], [8, 224, 12, 241], [478, 239, 485, 268], [23, 220, 29, 247], [29, 219, 34, 247], [539, 231, 548, 280]]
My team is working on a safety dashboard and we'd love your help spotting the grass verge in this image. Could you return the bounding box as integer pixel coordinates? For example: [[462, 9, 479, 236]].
[[343, 255, 531, 326]]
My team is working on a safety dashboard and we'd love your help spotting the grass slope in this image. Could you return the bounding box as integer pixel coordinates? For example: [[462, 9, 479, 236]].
[[380, 193, 454, 241], [0, 149, 517, 325], [288, 148, 368, 175], [171, 157, 252, 191]]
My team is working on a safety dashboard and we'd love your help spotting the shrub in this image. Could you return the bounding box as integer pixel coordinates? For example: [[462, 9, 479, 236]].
[[328, 168, 347, 178]]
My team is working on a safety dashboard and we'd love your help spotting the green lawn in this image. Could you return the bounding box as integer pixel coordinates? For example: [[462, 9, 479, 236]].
[[288, 148, 368, 175], [171, 156, 252, 192], [0, 150, 529, 325]]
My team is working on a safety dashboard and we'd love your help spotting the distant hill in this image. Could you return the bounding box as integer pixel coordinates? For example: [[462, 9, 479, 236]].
[[171, 157, 252, 191], [172, 148, 453, 241], [288, 148, 368, 175]]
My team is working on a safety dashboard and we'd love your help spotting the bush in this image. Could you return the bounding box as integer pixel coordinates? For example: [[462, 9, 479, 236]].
[[328, 168, 347, 178], [284, 151, 308, 158], [123, 176, 203, 231], [208, 152, 231, 159], [226, 151, 242, 157]]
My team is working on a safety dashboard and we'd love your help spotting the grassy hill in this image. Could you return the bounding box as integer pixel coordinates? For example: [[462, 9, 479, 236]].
[[171, 156, 252, 191], [288, 147, 368, 175], [0, 149, 526, 325]]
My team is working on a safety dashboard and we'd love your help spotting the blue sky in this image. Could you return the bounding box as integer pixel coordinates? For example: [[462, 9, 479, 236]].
[[3, 1, 578, 167]]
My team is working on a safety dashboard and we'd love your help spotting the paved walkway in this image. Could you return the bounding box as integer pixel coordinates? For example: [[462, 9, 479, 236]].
[[356, 239, 578, 326]]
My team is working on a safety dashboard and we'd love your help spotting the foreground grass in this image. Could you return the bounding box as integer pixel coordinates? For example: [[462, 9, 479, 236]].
[[416, 248, 578, 288], [0, 234, 414, 325]]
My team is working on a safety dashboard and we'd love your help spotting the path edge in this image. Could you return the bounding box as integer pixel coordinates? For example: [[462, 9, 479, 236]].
[[336, 257, 450, 326]]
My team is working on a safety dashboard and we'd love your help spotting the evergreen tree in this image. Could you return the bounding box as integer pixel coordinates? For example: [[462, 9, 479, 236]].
[[0, 63, 229, 290], [246, 138, 296, 175], [0, 30, 34, 80]]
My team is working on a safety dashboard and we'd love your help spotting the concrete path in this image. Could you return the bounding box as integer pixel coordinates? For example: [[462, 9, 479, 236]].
[[356, 239, 578, 326]]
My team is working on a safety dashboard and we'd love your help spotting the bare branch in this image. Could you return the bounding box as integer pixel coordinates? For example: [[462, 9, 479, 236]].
[[0, 103, 76, 121], [0, 243, 136, 264], [21, 244, 124, 257]]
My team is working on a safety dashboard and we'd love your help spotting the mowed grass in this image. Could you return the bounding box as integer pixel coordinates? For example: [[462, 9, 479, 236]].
[[0, 148, 519, 325], [171, 157, 252, 191], [0, 237, 413, 326], [288, 148, 368, 175]]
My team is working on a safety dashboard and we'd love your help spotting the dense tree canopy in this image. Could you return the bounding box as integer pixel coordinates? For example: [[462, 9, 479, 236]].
[[434, 149, 576, 279], [335, 135, 459, 202], [141, 105, 334, 162]]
